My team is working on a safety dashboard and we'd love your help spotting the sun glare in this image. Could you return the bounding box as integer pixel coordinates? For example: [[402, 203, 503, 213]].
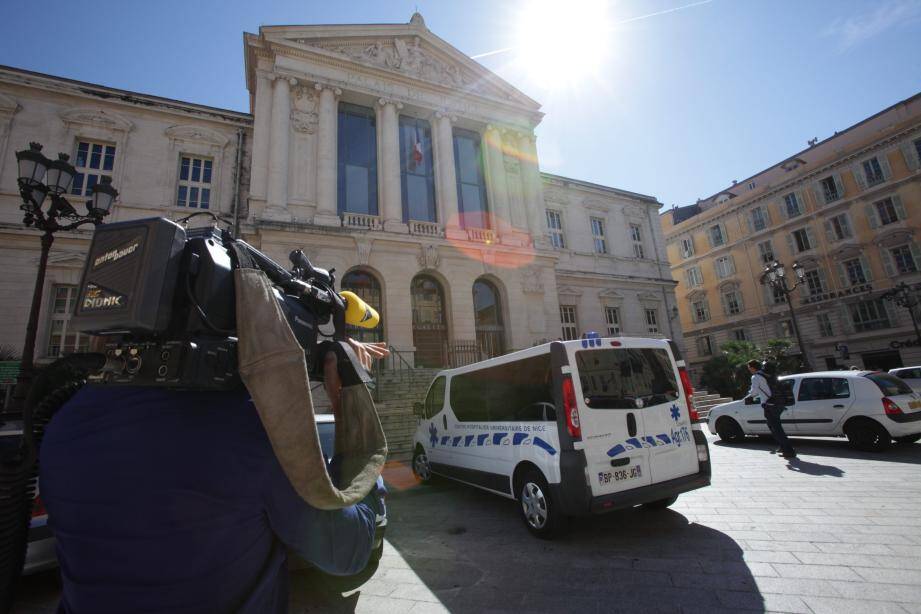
[[514, 0, 612, 86]]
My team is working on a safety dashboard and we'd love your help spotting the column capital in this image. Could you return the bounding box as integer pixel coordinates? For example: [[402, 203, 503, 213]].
[[377, 97, 404, 110], [255, 69, 273, 81], [434, 110, 457, 122], [266, 72, 277, 82], [286, 77, 298, 86], [314, 82, 342, 96]]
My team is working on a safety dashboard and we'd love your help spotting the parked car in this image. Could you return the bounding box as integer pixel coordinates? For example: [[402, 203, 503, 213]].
[[889, 366, 921, 393], [707, 371, 921, 451], [411, 337, 711, 538]]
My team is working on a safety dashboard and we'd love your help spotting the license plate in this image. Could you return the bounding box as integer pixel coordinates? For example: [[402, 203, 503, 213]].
[[598, 465, 642, 485]]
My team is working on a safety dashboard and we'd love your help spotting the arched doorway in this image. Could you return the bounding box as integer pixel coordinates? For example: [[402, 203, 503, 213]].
[[341, 269, 383, 343], [473, 279, 505, 358], [411, 274, 447, 367]]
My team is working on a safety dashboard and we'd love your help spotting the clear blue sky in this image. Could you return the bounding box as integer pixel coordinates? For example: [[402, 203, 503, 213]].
[[2, 0, 919, 207]]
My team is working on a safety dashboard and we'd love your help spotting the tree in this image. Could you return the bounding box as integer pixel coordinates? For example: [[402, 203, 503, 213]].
[[763, 339, 799, 374]]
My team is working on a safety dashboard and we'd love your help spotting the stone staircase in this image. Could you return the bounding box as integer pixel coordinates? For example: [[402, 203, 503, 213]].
[[373, 368, 440, 461], [692, 390, 734, 420]]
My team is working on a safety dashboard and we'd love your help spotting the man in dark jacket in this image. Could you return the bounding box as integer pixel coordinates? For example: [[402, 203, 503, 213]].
[[40, 385, 383, 613], [745, 360, 796, 459]]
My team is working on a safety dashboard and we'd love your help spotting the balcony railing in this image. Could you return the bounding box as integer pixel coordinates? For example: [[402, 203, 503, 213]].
[[465, 227, 496, 244], [342, 213, 382, 230], [409, 220, 443, 237]]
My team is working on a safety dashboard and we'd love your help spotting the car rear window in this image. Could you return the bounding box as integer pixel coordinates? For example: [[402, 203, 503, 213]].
[[575, 348, 679, 409], [866, 373, 913, 396]]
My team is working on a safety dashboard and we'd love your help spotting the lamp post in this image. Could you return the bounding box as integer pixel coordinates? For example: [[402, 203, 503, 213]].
[[880, 282, 921, 346], [10, 142, 117, 409], [759, 260, 812, 372]]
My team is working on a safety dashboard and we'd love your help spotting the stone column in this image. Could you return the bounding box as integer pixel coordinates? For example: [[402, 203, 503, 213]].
[[433, 112, 461, 239], [519, 132, 548, 247], [484, 124, 511, 238], [314, 83, 342, 227], [377, 98, 406, 232], [265, 75, 296, 221], [250, 70, 272, 200]]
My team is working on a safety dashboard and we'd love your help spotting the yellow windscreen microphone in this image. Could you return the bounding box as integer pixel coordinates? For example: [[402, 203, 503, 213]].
[[340, 291, 380, 329]]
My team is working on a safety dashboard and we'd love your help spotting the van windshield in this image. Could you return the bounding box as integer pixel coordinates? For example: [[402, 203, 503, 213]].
[[575, 348, 679, 409]]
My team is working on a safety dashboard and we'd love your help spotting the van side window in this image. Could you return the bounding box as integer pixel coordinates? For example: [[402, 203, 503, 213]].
[[424, 376, 446, 418], [575, 348, 679, 409], [450, 354, 552, 422]]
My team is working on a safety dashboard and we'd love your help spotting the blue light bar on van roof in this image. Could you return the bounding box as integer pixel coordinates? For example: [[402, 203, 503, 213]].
[[580, 331, 602, 348]]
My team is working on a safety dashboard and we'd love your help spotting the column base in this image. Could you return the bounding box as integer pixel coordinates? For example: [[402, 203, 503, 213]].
[[261, 205, 292, 222], [313, 212, 342, 227], [383, 219, 408, 233]]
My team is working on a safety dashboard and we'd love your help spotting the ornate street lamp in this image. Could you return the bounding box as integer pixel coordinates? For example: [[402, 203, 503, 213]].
[[880, 282, 921, 346], [760, 259, 812, 372], [10, 142, 117, 408]]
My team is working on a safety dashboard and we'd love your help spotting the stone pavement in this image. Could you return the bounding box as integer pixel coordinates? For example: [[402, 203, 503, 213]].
[[13, 432, 921, 613]]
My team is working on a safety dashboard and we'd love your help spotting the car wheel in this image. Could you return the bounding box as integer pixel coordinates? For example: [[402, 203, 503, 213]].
[[517, 469, 564, 539], [412, 447, 433, 483], [845, 419, 892, 452], [715, 417, 745, 443], [893, 434, 921, 444], [643, 495, 678, 510]]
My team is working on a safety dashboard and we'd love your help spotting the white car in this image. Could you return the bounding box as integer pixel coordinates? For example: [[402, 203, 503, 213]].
[[889, 366, 921, 393], [707, 371, 921, 451]]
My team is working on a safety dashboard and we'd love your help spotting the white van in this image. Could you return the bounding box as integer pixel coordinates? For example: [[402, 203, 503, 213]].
[[410, 336, 711, 537]]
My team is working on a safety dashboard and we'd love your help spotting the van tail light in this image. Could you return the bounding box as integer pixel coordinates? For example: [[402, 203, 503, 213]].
[[32, 494, 47, 518], [882, 397, 903, 416], [562, 376, 581, 441], [679, 366, 700, 423]]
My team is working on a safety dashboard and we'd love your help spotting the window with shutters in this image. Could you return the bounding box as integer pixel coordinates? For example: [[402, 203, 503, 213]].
[[604, 306, 620, 335], [723, 289, 742, 315], [630, 224, 645, 259], [862, 156, 885, 187], [591, 217, 607, 254], [828, 213, 852, 241], [685, 266, 703, 287], [844, 258, 867, 286], [71, 140, 116, 199], [680, 237, 694, 259], [560, 305, 578, 340], [546, 210, 565, 248], [644, 308, 659, 334], [770, 284, 787, 304], [850, 299, 890, 332], [783, 193, 802, 218], [46, 285, 90, 357], [803, 269, 824, 296], [708, 224, 725, 247], [751, 206, 767, 232], [817, 313, 833, 338], [732, 328, 749, 341], [875, 197, 901, 225], [792, 228, 812, 252], [715, 255, 735, 279], [757, 240, 775, 264], [177, 155, 213, 209], [819, 176, 841, 203], [891, 245, 919, 275], [692, 299, 710, 323], [697, 336, 713, 357]]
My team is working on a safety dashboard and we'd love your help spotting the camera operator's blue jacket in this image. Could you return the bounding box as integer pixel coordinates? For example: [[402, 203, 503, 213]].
[[40, 385, 383, 613]]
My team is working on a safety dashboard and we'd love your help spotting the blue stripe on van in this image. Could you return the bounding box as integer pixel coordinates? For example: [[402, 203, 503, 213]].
[[440, 436, 450, 446], [493, 433, 507, 445], [533, 437, 557, 456], [477, 434, 489, 446], [464, 435, 475, 447], [513, 433, 529, 445], [452, 436, 462, 447], [607, 444, 627, 457]]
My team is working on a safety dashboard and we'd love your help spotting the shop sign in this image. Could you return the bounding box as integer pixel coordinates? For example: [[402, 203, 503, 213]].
[[801, 283, 873, 305]]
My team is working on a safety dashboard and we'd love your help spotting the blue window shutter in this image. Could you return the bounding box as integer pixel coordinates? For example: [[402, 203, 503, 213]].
[[834, 174, 845, 199], [910, 242, 921, 271], [836, 262, 848, 288], [786, 232, 796, 255], [859, 255, 873, 282], [901, 140, 921, 171], [864, 203, 880, 229], [852, 165, 867, 190], [892, 194, 906, 221], [879, 153, 892, 180], [823, 219, 835, 243], [805, 226, 817, 251], [880, 247, 896, 277]]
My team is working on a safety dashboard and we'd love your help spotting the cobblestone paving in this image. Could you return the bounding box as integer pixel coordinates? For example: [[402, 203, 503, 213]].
[[14, 432, 921, 613]]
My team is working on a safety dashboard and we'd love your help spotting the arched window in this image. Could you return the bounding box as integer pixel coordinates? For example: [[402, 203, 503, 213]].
[[341, 269, 383, 343], [473, 279, 505, 358], [411, 275, 447, 367]]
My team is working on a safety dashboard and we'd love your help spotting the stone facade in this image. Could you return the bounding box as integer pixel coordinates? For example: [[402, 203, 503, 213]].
[[660, 93, 921, 382], [0, 14, 682, 368]]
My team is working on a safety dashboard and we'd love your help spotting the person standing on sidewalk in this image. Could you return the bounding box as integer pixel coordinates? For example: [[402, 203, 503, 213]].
[[745, 360, 796, 459]]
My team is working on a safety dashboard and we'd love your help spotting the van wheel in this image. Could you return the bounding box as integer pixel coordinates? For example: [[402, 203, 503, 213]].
[[715, 417, 745, 443], [845, 419, 891, 452], [412, 448, 433, 483], [894, 434, 921, 444], [517, 470, 563, 539], [643, 496, 678, 510]]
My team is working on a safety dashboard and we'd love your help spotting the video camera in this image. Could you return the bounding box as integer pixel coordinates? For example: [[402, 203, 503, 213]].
[[71, 216, 379, 390]]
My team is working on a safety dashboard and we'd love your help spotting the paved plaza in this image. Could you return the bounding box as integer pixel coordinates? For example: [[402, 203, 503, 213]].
[[13, 431, 921, 613]]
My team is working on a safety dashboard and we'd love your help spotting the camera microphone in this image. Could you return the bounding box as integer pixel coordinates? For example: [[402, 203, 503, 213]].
[[340, 291, 380, 329]]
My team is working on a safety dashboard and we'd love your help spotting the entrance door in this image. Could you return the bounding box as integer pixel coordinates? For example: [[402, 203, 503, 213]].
[[412, 275, 447, 368], [861, 350, 903, 371]]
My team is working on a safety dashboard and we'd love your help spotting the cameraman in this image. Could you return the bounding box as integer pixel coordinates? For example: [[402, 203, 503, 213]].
[[39, 340, 388, 613]]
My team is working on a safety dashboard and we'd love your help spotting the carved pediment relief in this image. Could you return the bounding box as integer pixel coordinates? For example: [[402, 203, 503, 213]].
[[583, 198, 609, 212], [45, 251, 87, 268], [598, 288, 623, 299], [686, 289, 707, 301], [557, 285, 583, 297], [164, 124, 229, 147], [520, 266, 544, 294], [354, 238, 372, 265], [291, 110, 318, 134], [60, 107, 133, 132], [637, 291, 660, 304], [830, 242, 863, 259], [543, 189, 567, 205], [417, 244, 440, 269], [874, 228, 914, 248]]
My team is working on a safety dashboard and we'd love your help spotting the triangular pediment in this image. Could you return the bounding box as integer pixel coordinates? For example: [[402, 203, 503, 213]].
[[257, 20, 540, 111]]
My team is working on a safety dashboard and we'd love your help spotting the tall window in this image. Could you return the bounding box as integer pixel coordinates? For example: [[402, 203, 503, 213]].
[[338, 103, 378, 216], [875, 198, 900, 226], [783, 192, 802, 218], [341, 270, 383, 343], [680, 237, 694, 258], [820, 176, 841, 203], [792, 228, 812, 252], [758, 240, 775, 264], [817, 313, 833, 338], [697, 336, 713, 357], [708, 224, 725, 247], [644, 308, 659, 334], [891, 245, 919, 274], [850, 299, 890, 332], [862, 156, 885, 186], [692, 300, 710, 323], [546, 210, 565, 248], [71, 140, 116, 199], [828, 213, 852, 241], [715, 256, 735, 279], [732, 329, 749, 341], [685, 266, 703, 287], [751, 206, 767, 232], [591, 217, 607, 254], [722, 289, 742, 315], [844, 258, 868, 286], [560, 305, 578, 340], [803, 269, 824, 296], [46, 285, 89, 357], [771, 285, 786, 304], [630, 224, 645, 259], [177, 155, 213, 209], [473, 279, 505, 358], [453, 129, 489, 229], [399, 116, 436, 223], [604, 306, 620, 335]]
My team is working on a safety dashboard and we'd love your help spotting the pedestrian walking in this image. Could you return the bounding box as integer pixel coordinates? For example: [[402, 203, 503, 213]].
[[745, 359, 796, 459]]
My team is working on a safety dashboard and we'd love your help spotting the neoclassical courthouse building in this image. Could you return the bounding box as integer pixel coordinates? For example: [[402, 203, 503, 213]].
[[0, 14, 683, 369]]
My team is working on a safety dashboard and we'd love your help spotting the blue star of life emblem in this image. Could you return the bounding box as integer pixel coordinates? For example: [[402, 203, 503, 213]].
[[429, 422, 438, 447], [670, 404, 681, 422]]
